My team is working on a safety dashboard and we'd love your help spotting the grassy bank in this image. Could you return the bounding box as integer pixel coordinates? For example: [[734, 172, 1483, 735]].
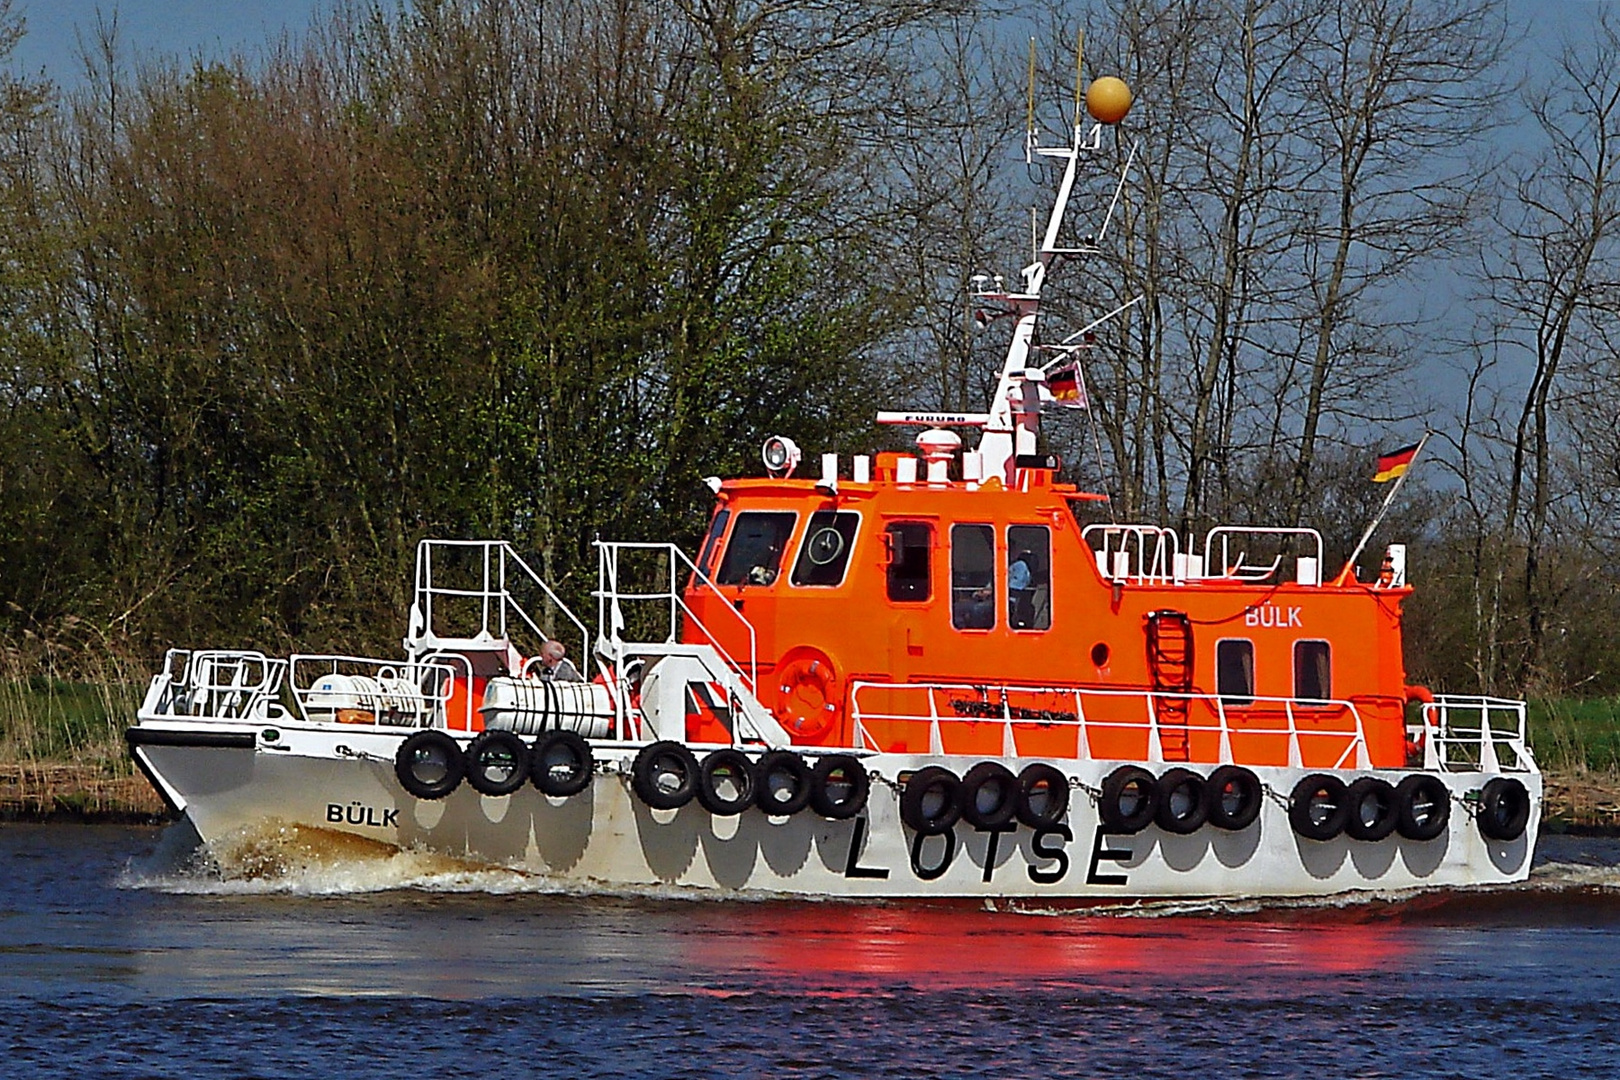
[[3, 668, 1620, 828], [0, 658, 165, 820]]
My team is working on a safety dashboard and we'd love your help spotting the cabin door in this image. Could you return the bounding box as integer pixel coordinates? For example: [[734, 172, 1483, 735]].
[[1145, 610, 1194, 762]]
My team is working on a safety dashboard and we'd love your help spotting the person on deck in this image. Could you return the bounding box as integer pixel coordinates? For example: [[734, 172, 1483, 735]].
[[537, 639, 583, 682]]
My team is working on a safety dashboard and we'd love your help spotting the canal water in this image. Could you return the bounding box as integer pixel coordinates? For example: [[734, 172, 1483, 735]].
[[1, 822, 1618, 1077]]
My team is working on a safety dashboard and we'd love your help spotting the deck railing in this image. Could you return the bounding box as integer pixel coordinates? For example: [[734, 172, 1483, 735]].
[[594, 540, 757, 693], [410, 539, 588, 664], [848, 680, 1372, 769], [1421, 695, 1536, 774]]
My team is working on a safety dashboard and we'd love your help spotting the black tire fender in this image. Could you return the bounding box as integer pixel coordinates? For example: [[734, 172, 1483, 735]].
[[696, 748, 756, 816], [1395, 773, 1451, 841], [1476, 776, 1531, 841], [959, 761, 1020, 830], [1205, 765, 1262, 831], [1289, 773, 1349, 841], [631, 740, 699, 811], [1014, 763, 1070, 830], [809, 754, 870, 820], [1344, 776, 1399, 842], [1155, 767, 1209, 835], [531, 730, 593, 797], [464, 729, 529, 797], [1099, 765, 1158, 834], [394, 730, 465, 801], [753, 750, 813, 815], [900, 766, 962, 835]]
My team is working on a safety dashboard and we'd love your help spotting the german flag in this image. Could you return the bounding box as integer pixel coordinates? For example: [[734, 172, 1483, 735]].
[[1374, 442, 1420, 483], [1047, 364, 1086, 408]]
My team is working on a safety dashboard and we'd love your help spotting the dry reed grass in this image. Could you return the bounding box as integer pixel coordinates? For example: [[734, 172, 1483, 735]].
[[0, 624, 166, 818]]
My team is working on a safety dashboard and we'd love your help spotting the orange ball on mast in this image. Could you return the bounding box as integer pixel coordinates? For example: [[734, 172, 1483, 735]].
[[1085, 76, 1133, 124]]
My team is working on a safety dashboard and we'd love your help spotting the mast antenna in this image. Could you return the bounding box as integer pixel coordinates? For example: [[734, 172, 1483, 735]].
[[1025, 38, 1037, 151], [1074, 30, 1085, 136]]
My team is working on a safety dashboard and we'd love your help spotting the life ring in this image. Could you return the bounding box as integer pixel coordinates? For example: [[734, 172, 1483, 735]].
[[959, 761, 1020, 830], [631, 740, 699, 810], [772, 648, 842, 744], [1288, 774, 1349, 841], [697, 748, 756, 815], [531, 730, 593, 797], [1344, 776, 1399, 841], [1394, 773, 1451, 841], [900, 766, 962, 835], [1476, 776, 1531, 841], [1015, 762, 1070, 830], [464, 729, 529, 797], [1155, 768, 1209, 835], [809, 754, 870, 820], [394, 730, 465, 800], [1205, 765, 1262, 831], [754, 750, 813, 815], [1099, 765, 1157, 834]]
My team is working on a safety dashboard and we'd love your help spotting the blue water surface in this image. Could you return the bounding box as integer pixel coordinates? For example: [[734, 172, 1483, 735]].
[[0, 824, 1617, 1078]]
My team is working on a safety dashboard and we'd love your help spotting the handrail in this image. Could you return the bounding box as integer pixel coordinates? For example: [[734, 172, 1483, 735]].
[[849, 680, 1371, 769], [287, 653, 455, 726], [1202, 526, 1324, 582], [1421, 694, 1536, 774], [1082, 523, 1179, 582], [594, 541, 758, 693], [411, 539, 588, 663]]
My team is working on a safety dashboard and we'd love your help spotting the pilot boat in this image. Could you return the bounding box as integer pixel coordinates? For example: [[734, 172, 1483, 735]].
[[127, 73, 1539, 900]]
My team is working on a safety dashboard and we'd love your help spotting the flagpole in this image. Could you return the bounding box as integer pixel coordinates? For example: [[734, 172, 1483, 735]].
[[1337, 431, 1432, 584]]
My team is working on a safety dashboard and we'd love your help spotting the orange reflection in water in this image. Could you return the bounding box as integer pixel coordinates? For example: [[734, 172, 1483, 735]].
[[677, 902, 1423, 992]]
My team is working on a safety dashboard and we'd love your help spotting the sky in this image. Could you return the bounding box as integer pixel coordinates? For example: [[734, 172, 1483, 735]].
[[10, 0, 327, 82], [7, 0, 1609, 85]]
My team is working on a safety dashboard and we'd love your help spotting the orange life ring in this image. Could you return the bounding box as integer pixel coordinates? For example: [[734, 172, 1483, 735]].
[[773, 648, 842, 743]]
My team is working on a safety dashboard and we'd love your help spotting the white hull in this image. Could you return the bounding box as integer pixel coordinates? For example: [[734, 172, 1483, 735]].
[[133, 723, 1539, 900]]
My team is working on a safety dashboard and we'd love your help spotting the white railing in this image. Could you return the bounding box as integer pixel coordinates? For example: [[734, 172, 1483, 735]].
[[848, 680, 1372, 769], [287, 654, 456, 728], [1421, 695, 1537, 774], [146, 648, 289, 722], [1202, 526, 1324, 583], [594, 541, 757, 692], [410, 539, 588, 663], [1083, 524, 1179, 583]]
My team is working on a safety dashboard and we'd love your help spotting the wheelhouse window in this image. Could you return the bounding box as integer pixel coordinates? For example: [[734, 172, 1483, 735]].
[[885, 522, 932, 602], [1216, 639, 1254, 705], [1007, 524, 1051, 630], [791, 511, 861, 587], [1294, 640, 1331, 702], [715, 511, 797, 586], [951, 523, 996, 630], [696, 508, 731, 580]]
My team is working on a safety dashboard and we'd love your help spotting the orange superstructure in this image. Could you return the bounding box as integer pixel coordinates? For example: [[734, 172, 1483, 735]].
[[680, 456, 1417, 770]]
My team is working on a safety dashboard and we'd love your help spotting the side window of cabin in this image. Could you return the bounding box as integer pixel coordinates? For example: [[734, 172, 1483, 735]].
[[696, 508, 731, 581], [715, 511, 797, 586], [1294, 640, 1331, 702], [885, 522, 932, 602], [950, 523, 996, 630], [1007, 524, 1051, 630], [1216, 639, 1254, 705], [791, 511, 860, 587]]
